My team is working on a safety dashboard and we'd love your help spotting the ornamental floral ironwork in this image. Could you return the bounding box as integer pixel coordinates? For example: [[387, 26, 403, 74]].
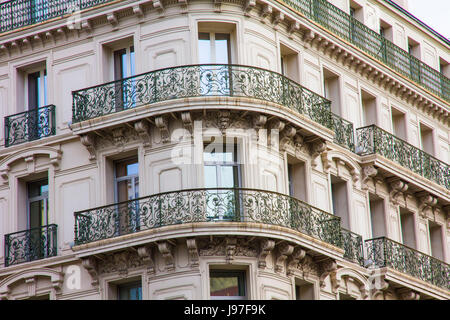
[[74, 188, 342, 249], [4, 224, 58, 267], [72, 64, 332, 129], [365, 237, 450, 290], [0, 0, 115, 33], [284, 0, 449, 101], [331, 113, 355, 152], [341, 228, 363, 266], [355, 125, 450, 190], [4, 104, 56, 147]]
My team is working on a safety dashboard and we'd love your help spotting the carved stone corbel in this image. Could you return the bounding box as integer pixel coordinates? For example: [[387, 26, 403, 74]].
[[153, 0, 165, 15], [258, 239, 275, 269], [275, 243, 294, 273], [155, 116, 170, 143], [181, 111, 193, 134], [253, 114, 267, 139], [111, 127, 126, 150], [318, 259, 337, 288], [260, 4, 272, 23], [81, 257, 99, 287], [272, 12, 284, 30], [134, 120, 152, 147], [114, 252, 130, 277], [288, 21, 300, 38], [417, 193, 438, 218], [361, 165, 378, 190], [286, 247, 306, 276], [308, 138, 328, 169], [178, 0, 188, 13], [80, 134, 96, 160], [137, 245, 155, 275], [186, 238, 199, 268], [225, 237, 237, 264], [388, 179, 408, 205], [280, 125, 296, 151], [397, 288, 420, 300], [157, 241, 175, 271], [268, 119, 285, 149], [218, 110, 231, 135]]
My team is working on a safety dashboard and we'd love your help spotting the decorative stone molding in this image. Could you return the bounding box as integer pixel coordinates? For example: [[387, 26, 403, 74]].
[[308, 138, 328, 170], [286, 247, 306, 276], [253, 114, 267, 137], [111, 127, 126, 151], [81, 257, 99, 287], [388, 178, 408, 205], [318, 258, 337, 288], [417, 192, 438, 218], [186, 238, 199, 268], [296, 254, 320, 278], [218, 110, 231, 135], [157, 241, 175, 271], [275, 243, 294, 273], [397, 288, 420, 300], [181, 111, 193, 134], [279, 125, 296, 152], [243, 0, 256, 16], [137, 245, 155, 275], [361, 165, 378, 190], [335, 268, 370, 299], [134, 120, 152, 147], [80, 133, 96, 160], [258, 239, 275, 269], [225, 237, 237, 264], [155, 116, 170, 143]]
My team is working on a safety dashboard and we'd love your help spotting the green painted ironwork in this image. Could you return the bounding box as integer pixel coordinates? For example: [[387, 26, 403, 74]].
[[341, 228, 363, 265], [281, 0, 450, 102], [0, 0, 115, 33], [74, 188, 343, 248], [72, 64, 332, 128], [4, 224, 58, 267], [365, 237, 450, 290], [4, 104, 56, 147], [331, 113, 355, 152], [356, 124, 450, 190]]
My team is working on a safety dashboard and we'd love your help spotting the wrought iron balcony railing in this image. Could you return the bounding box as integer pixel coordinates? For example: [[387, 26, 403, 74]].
[[0, 0, 114, 34], [4, 104, 56, 147], [356, 124, 450, 190], [4, 224, 58, 267], [74, 188, 343, 249], [282, 0, 450, 102], [341, 228, 364, 266], [72, 64, 332, 127], [365, 237, 450, 290], [331, 113, 355, 152]]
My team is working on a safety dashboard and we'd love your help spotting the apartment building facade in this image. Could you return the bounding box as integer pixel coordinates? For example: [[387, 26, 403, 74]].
[[0, 0, 448, 300]]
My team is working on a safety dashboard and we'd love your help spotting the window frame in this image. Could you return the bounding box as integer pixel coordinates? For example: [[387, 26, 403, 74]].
[[209, 270, 247, 300]]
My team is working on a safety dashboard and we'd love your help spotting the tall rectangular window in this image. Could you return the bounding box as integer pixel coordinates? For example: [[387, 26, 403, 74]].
[[330, 175, 350, 230], [27, 179, 50, 260], [361, 90, 377, 126], [428, 222, 444, 261], [408, 38, 421, 82], [399, 208, 416, 249], [280, 44, 299, 82], [369, 194, 386, 238], [287, 156, 307, 202], [113, 46, 136, 110], [27, 69, 47, 109], [295, 280, 315, 300], [419, 122, 434, 156], [117, 281, 142, 300], [210, 270, 246, 300], [323, 68, 341, 116], [391, 107, 407, 141], [198, 32, 231, 64]]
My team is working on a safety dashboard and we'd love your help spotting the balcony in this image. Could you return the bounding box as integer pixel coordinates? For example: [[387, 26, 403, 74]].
[[4, 104, 56, 148], [365, 237, 450, 291], [282, 0, 450, 102], [74, 188, 344, 250], [0, 0, 114, 34], [356, 124, 449, 190], [341, 228, 363, 266], [4, 224, 58, 267], [72, 64, 355, 151]]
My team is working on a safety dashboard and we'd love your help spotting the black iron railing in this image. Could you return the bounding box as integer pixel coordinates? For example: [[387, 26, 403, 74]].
[[4, 224, 58, 267], [74, 188, 343, 248], [331, 113, 355, 152], [341, 228, 364, 266], [365, 237, 450, 290], [4, 104, 56, 147], [0, 0, 115, 33], [282, 0, 450, 102], [355, 124, 450, 190]]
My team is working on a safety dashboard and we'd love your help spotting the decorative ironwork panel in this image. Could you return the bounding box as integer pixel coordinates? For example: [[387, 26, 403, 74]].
[[283, 0, 449, 102], [0, 0, 114, 33], [356, 125, 450, 190], [4, 224, 58, 267], [331, 113, 355, 151], [74, 188, 342, 248], [341, 228, 363, 265], [365, 237, 450, 290], [4, 104, 56, 147], [72, 64, 333, 129]]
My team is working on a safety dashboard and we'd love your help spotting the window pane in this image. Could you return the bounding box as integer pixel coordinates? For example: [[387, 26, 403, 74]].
[[204, 166, 218, 188], [210, 272, 245, 297], [220, 166, 236, 188], [115, 159, 138, 178], [198, 33, 211, 64], [118, 282, 142, 300], [215, 33, 230, 64]]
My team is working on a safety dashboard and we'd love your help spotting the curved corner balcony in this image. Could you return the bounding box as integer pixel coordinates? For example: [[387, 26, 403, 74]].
[[356, 125, 449, 190], [4, 104, 56, 148], [73, 188, 364, 259], [4, 224, 58, 267], [72, 64, 355, 151], [365, 237, 450, 291], [283, 0, 450, 102]]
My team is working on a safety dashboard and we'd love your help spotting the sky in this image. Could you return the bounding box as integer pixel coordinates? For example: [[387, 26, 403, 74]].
[[405, 0, 450, 40]]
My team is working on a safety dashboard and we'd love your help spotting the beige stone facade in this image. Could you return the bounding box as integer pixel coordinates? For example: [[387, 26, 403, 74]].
[[0, 0, 448, 300]]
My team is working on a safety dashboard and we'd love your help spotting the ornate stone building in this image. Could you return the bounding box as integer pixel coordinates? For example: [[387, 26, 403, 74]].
[[0, 0, 448, 300]]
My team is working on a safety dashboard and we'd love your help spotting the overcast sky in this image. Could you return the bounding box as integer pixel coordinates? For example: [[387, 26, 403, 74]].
[[406, 0, 450, 40]]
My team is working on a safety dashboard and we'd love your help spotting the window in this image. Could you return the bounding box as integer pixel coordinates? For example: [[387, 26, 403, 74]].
[[295, 279, 315, 300], [198, 32, 231, 64], [210, 270, 246, 300], [439, 58, 449, 96], [399, 208, 416, 249], [114, 157, 139, 234], [379, 20, 393, 61], [287, 156, 307, 202], [428, 222, 444, 261], [330, 175, 350, 230], [117, 281, 142, 300], [349, 2, 364, 47], [203, 139, 241, 220], [280, 44, 299, 82], [419, 122, 434, 155], [368, 194, 386, 238], [361, 90, 377, 126], [391, 107, 407, 141], [323, 68, 341, 116], [27, 69, 47, 109], [113, 46, 136, 110], [407, 38, 421, 82]]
